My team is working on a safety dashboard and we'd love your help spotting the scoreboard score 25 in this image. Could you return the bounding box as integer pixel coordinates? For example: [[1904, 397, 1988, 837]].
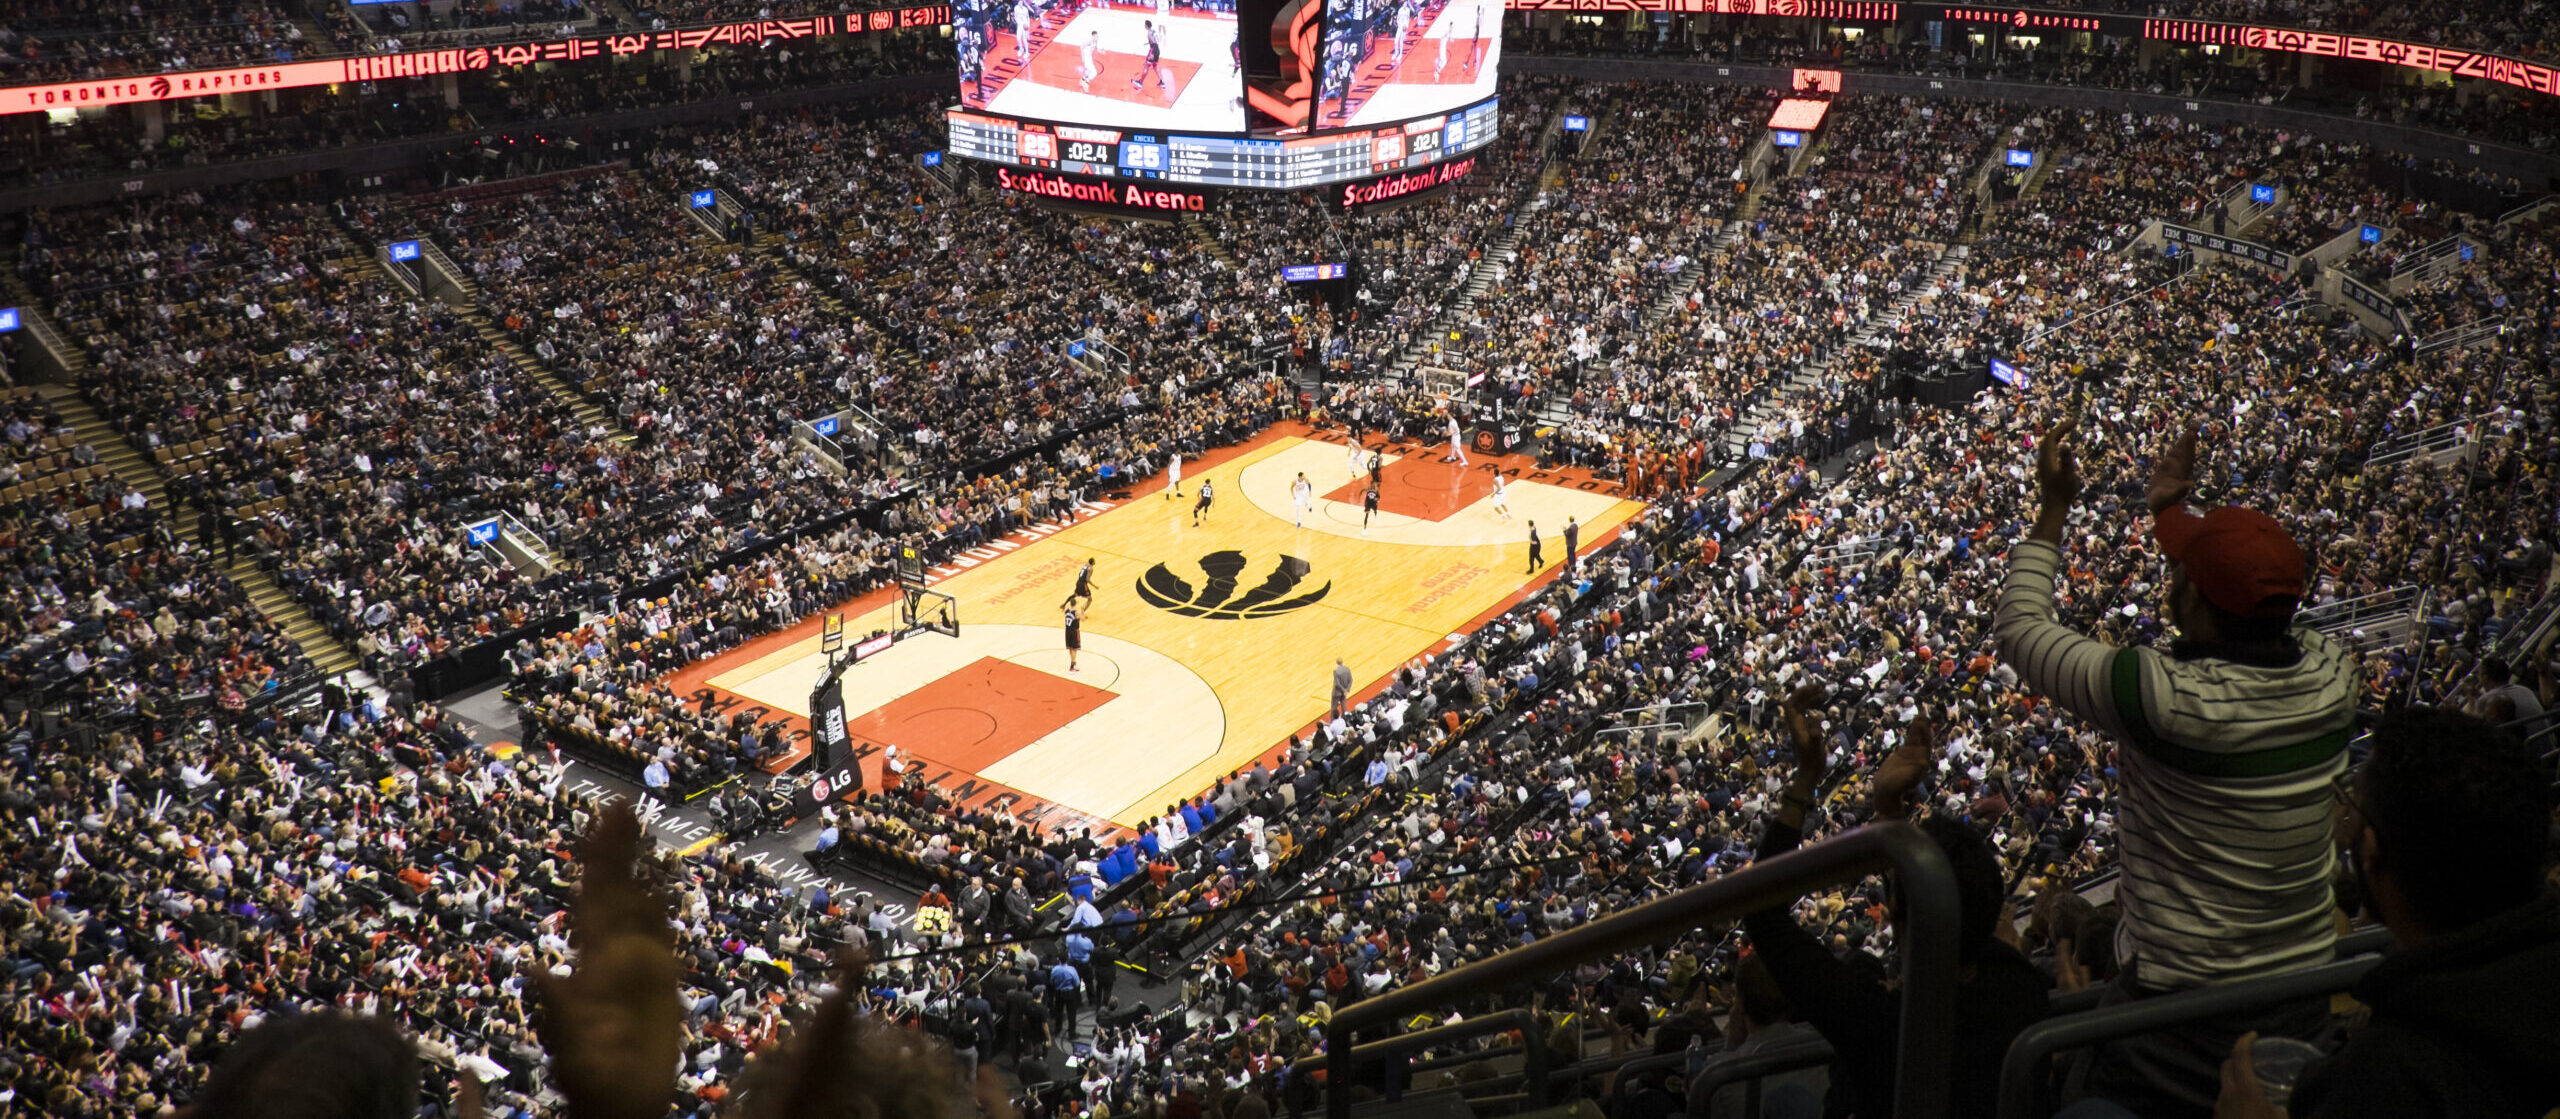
[[947, 97, 1500, 191]]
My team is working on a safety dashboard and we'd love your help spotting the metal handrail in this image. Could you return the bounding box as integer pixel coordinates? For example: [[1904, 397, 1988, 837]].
[[1608, 1049, 1709, 1118], [1684, 1032, 1837, 1119], [2388, 233, 2467, 278], [2039, 925, 2397, 1017], [2297, 584, 2422, 630], [1994, 955, 2384, 1119], [2412, 316, 2507, 357], [1294, 1009, 1537, 1076], [792, 418, 848, 469], [2496, 195, 2557, 227], [2363, 415, 2477, 466], [1322, 823, 1960, 1119], [1291, 1009, 1544, 1119]]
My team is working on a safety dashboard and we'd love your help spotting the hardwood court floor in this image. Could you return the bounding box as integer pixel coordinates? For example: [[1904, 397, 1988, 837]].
[[672, 423, 1642, 832]]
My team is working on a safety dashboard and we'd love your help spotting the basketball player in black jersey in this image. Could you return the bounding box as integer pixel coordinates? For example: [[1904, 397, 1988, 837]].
[[1063, 601, 1083, 671], [1361, 479, 1381, 534], [1064, 557, 1096, 613]]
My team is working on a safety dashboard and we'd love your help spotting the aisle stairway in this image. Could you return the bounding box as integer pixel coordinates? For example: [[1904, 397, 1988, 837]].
[[31, 385, 364, 677], [749, 243, 937, 391], [1384, 220, 1522, 381], [1717, 235, 1973, 459], [1374, 109, 1571, 382], [1642, 172, 1772, 328], [2017, 148, 2062, 199], [465, 314, 631, 443], [1183, 214, 1242, 271]]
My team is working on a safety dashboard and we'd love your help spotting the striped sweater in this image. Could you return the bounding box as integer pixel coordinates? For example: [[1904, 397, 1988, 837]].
[[1996, 540, 2354, 990]]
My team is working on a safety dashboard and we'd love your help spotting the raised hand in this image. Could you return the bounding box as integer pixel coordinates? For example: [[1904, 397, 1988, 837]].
[[2148, 421, 2201, 515], [1781, 682, 1830, 776], [745, 947, 869, 1119], [534, 801, 682, 1119], [1870, 717, 1937, 820], [2036, 418, 2082, 514]]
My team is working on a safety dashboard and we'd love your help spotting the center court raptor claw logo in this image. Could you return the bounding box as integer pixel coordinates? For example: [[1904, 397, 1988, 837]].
[[1137, 550, 1331, 620]]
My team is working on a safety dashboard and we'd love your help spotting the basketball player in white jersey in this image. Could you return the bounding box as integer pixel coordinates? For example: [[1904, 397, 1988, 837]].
[[1012, 0, 1033, 62], [1444, 410, 1468, 466], [1347, 438, 1366, 480], [1291, 471, 1315, 527], [1434, 16, 1448, 79], [1165, 450, 1183, 498], [1390, 0, 1411, 67], [1490, 472, 1511, 521], [1080, 28, 1101, 91]]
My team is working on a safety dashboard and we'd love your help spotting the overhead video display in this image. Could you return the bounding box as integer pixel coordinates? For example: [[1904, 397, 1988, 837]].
[[1315, 0, 1500, 129], [956, 0, 1246, 132]]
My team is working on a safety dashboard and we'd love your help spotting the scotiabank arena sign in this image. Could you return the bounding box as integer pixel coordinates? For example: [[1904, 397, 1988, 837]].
[[1337, 156, 1478, 211], [993, 168, 1209, 213]]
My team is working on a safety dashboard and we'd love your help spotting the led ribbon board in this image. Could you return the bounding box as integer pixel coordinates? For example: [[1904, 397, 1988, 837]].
[[7, 9, 954, 115]]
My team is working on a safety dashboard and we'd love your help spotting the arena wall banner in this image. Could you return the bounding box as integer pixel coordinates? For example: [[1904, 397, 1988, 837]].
[[991, 165, 1213, 212], [4, 8, 952, 116], [1501, 0, 1899, 18], [2336, 272, 2409, 334], [1335, 153, 1479, 210], [1491, 0, 2560, 99], [2157, 221, 2293, 274]]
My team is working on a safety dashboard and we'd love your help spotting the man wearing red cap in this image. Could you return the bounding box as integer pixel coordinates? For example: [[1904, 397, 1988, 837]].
[[1994, 419, 2356, 1118]]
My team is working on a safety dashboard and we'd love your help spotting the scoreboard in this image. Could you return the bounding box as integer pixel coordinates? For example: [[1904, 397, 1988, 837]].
[[948, 97, 1501, 192]]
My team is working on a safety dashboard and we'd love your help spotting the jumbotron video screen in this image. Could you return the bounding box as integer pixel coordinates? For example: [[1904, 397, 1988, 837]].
[[956, 0, 1247, 133], [1316, 0, 1500, 129]]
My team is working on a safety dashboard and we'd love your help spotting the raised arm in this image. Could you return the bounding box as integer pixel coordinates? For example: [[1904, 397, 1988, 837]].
[[1994, 416, 2133, 742]]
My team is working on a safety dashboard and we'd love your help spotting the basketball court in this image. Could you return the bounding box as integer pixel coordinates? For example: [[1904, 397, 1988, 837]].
[[660, 423, 1640, 834], [971, 0, 1244, 131], [1318, 0, 1499, 129]]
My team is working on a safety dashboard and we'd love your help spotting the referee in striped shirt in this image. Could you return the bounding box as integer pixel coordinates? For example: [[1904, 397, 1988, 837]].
[[1995, 419, 2355, 1118]]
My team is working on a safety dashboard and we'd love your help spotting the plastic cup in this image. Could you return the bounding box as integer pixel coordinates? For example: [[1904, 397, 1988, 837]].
[[2249, 1036, 2326, 1106]]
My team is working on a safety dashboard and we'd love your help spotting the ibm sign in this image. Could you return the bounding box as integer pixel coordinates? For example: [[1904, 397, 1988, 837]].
[[2160, 222, 2292, 272]]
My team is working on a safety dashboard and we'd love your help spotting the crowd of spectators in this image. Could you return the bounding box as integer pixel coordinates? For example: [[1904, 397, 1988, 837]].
[[0, 29, 949, 189], [0, 2, 306, 88], [1542, 13, 2560, 156], [2395, 212, 2552, 339], [18, 193, 631, 672], [0, 386, 313, 723], [1, 75, 2554, 1119], [11, 7, 2558, 198]]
